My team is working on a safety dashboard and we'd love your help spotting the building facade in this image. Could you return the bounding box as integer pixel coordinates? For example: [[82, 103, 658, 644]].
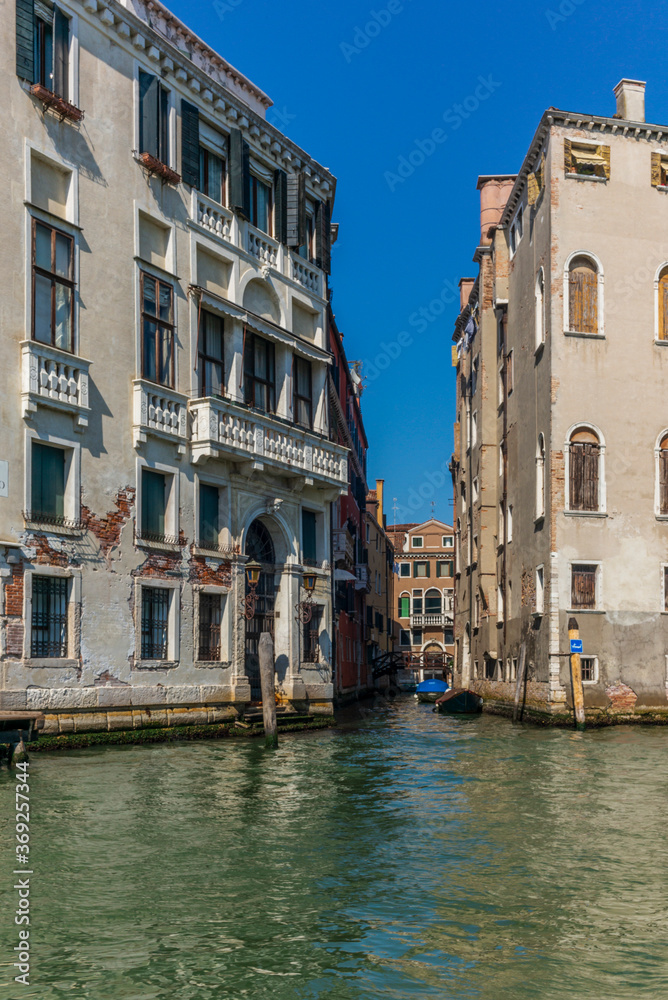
[[451, 79, 668, 719], [387, 519, 455, 678], [1, 0, 348, 732], [329, 313, 369, 699], [364, 480, 394, 674]]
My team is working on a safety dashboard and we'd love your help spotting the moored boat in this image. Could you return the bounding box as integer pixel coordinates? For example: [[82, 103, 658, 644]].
[[435, 688, 483, 714], [416, 678, 449, 703]]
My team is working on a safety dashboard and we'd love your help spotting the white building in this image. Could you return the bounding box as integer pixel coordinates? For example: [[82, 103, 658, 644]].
[[1, 0, 347, 732]]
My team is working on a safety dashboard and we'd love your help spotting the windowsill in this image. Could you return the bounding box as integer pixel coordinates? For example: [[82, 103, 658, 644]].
[[531, 611, 544, 619], [655, 185, 668, 192], [566, 609, 604, 614], [564, 331, 606, 340], [564, 510, 608, 518], [134, 660, 179, 670], [23, 202, 83, 233], [192, 544, 237, 559], [24, 657, 78, 668], [23, 515, 82, 536], [195, 660, 231, 668], [654, 340, 668, 346], [656, 516, 668, 522], [134, 256, 181, 282], [135, 535, 182, 553], [565, 172, 607, 183]]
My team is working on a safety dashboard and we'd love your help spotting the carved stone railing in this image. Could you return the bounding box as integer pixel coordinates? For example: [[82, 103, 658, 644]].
[[290, 253, 321, 295], [133, 380, 188, 452], [247, 224, 278, 267], [410, 613, 452, 627], [21, 341, 90, 429], [192, 191, 233, 242], [189, 397, 348, 487]]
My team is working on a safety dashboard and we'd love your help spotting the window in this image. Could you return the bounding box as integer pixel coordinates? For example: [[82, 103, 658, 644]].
[[425, 589, 442, 614], [442, 536, 454, 547], [244, 333, 275, 412], [471, 357, 479, 397], [412, 592, 423, 614], [497, 583, 504, 623], [293, 356, 313, 429], [298, 201, 315, 261], [399, 563, 410, 577], [565, 140, 610, 179], [303, 606, 322, 663], [32, 220, 74, 352], [199, 146, 226, 205], [474, 592, 480, 628], [399, 629, 410, 646], [535, 268, 546, 349], [141, 469, 167, 542], [471, 410, 478, 447], [657, 266, 668, 342], [366, 605, 373, 627], [411, 536, 423, 548], [507, 504, 513, 543], [141, 272, 174, 387], [301, 509, 317, 564], [652, 152, 668, 189], [198, 593, 222, 660], [34, 3, 70, 99], [198, 310, 224, 398], [398, 594, 410, 618], [658, 436, 668, 516], [412, 629, 423, 647], [506, 350, 514, 394], [31, 575, 68, 657], [568, 256, 598, 334], [569, 428, 601, 512], [436, 561, 453, 578], [664, 566, 668, 612], [571, 564, 598, 610], [199, 484, 220, 549], [509, 206, 523, 256], [536, 434, 546, 520], [472, 477, 479, 503], [141, 586, 170, 659], [31, 442, 64, 523], [250, 173, 272, 235], [414, 562, 429, 578], [581, 656, 598, 683], [375, 611, 383, 631], [139, 70, 170, 165], [535, 565, 545, 615]]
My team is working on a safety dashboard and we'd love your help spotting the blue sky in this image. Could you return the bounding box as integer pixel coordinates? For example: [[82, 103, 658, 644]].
[[168, 0, 665, 527]]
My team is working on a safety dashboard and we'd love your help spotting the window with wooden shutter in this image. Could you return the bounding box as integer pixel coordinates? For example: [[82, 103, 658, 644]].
[[569, 429, 600, 511], [658, 269, 668, 341], [398, 595, 410, 618], [31, 442, 65, 522], [139, 71, 169, 164], [568, 256, 598, 333], [199, 484, 220, 549], [659, 437, 668, 515], [571, 564, 597, 609], [228, 128, 250, 218], [651, 152, 668, 188], [286, 172, 305, 248], [180, 99, 200, 187], [16, 0, 35, 80], [315, 199, 331, 274], [274, 169, 288, 244]]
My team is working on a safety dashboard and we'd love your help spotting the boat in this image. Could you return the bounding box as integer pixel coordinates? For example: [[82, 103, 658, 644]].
[[416, 678, 449, 703], [434, 688, 483, 715]]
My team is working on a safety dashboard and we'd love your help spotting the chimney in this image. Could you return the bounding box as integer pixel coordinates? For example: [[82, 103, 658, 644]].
[[614, 79, 646, 123], [376, 479, 384, 521], [459, 278, 475, 312], [477, 176, 516, 244]]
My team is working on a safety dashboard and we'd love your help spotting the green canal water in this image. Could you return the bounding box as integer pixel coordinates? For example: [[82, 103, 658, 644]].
[[1, 697, 668, 999]]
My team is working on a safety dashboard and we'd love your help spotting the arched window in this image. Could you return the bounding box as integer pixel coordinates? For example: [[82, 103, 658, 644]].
[[536, 434, 546, 520], [568, 256, 598, 334], [245, 518, 275, 564], [424, 589, 442, 614], [569, 428, 601, 511], [398, 592, 410, 618], [535, 268, 545, 349], [657, 266, 668, 342], [657, 434, 668, 515]]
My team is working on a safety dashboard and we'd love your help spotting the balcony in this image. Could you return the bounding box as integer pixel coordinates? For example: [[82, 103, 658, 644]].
[[21, 341, 91, 430], [355, 564, 371, 592], [410, 613, 453, 628], [133, 380, 188, 453], [333, 528, 355, 566], [189, 396, 348, 489], [190, 190, 233, 244], [247, 224, 278, 268], [290, 253, 321, 296]]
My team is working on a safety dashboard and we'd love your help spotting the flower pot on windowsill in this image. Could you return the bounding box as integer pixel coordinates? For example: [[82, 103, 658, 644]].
[[138, 151, 181, 185], [30, 84, 84, 122]]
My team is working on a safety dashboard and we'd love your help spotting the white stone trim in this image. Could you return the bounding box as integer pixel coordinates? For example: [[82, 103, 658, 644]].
[[22, 563, 81, 662], [134, 576, 181, 666], [564, 421, 606, 514], [562, 250, 605, 337]]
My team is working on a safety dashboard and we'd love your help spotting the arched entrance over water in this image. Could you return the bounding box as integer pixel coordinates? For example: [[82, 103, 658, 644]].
[[245, 518, 277, 700]]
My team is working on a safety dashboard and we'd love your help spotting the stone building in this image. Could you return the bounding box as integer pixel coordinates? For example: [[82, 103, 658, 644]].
[[1, 0, 348, 732], [363, 480, 394, 673], [387, 518, 454, 678], [451, 80, 668, 719]]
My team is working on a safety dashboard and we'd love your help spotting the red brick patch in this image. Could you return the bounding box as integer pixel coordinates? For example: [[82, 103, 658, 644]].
[[81, 486, 135, 556], [606, 682, 638, 712]]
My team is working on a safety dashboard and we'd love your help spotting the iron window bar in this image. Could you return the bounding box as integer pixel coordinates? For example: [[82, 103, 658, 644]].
[[135, 530, 182, 546], [23, 510, 82, 529]]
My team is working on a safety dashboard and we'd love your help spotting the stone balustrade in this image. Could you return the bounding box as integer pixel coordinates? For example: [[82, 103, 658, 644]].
[[291, 254, 321, 295], [247, 225, 278, 267], [194, 192, 233, 242], [133, 380, 188, 451], [21, 341, 90, 429]]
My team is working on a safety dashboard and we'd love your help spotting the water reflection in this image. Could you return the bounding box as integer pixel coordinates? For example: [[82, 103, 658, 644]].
[[1, 700, 668, 998]]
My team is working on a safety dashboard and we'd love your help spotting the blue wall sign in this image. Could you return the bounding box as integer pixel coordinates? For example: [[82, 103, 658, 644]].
[[570, 639, 583, 654]]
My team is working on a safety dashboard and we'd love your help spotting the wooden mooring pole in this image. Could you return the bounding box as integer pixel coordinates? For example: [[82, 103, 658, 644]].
[[512, 642, 527, 723], [258, 631, 278, 749], [568, 616, 586, 731]]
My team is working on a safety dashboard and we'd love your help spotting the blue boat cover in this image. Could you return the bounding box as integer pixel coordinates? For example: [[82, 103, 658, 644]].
[[416, 679, 449, 694]]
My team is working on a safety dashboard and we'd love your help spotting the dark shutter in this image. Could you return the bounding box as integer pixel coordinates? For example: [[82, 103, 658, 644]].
[[53, 7, 69, 100], [181, 99, 200, 187], [660, 451, 668, 515], [583, 443, 599, 511], [569, 443, 585, 510], [139, 71, 159, 159], [16, 0, 35, 80], [229, 128, 250, 218], [286, 172, 305, 248], [315, 199, 331, 273], [301, 510, 317, 563], [274, 169, 288, 245], [572, 566, 596, 609]]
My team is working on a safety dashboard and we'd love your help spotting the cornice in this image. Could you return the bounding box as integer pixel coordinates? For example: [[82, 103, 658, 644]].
[[73, 0, 335, 200]]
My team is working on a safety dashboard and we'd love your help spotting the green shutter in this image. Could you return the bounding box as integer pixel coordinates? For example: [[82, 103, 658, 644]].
[[301, 510, 317, 563], [274, 168, 288, 244], [16, 0, 35, 81], [142, 469, 165, 537], [199, 484, 219, 546], [139, 71, 159, 158], [399, 596, 410, 617], [286, 172, 305, 248], [181, 99, 200, 187], [229, 128, 250, 218], [53, 7, 69, 100], [315, 199, 331, 273], [32, 443, 64, 518]]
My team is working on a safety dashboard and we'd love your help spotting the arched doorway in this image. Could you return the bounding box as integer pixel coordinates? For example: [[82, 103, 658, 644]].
[[422, 642, 445, 680], [245, 519, 276, 701]]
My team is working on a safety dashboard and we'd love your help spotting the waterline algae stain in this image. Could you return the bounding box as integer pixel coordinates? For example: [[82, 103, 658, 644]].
[[1, 698, 668, 998]]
